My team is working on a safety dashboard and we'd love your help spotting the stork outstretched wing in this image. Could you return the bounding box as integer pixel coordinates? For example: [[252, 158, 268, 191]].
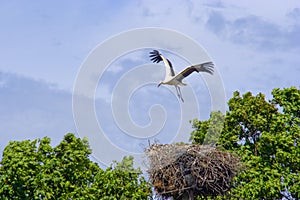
[[149, 49, 214, 102], [149, 50, 175, 77], [174, 62, 214, 82]]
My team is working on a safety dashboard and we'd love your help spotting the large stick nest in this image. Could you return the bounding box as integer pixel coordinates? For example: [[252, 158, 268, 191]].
[[145, 144, 242, 199]]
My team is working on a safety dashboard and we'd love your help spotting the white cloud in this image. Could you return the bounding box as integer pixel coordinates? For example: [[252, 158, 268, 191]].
[[0, 72, 76, 158], [96, 82, 112, 103], [222, 0, 300, 25], [205, 11, 300, 50]]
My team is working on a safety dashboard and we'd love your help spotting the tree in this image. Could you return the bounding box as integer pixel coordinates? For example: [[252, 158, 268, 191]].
[[190, 111, 225, 145], [90, 156, 151, 199], [190, 87, 300, 199], [0, 133, 151, 199]]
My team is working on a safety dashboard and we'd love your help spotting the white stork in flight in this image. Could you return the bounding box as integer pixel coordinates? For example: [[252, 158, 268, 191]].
[[149, 50, 214, 102]]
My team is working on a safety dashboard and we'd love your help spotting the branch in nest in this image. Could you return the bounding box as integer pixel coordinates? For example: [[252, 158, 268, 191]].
[[145, 143, 242, 198]]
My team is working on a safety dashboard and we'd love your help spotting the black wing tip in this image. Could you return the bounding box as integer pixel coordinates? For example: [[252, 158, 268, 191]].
[[149, 49, 160, 54], [202, 62, 214, 75], [207, 70, 214, 75], [149, 50, 161, 57], [203, 61, 214, 66], [149, 50, 162, 63]]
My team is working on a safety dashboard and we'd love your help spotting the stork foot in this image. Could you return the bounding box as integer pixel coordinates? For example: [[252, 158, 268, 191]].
[[180, 96, 184, 102]]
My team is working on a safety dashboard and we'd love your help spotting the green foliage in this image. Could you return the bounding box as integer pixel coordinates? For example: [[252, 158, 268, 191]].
[[0, 133, 151, 199], [190, 111, 225, 145], [92, 156, 151, 199], [190, 87, 300, 199]]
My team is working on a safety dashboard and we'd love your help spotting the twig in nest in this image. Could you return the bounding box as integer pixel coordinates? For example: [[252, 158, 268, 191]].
[[145, 144, 242, 199]]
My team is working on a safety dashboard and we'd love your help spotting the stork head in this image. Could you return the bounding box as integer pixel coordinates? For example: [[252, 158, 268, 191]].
[[157, 81, 163, 87]]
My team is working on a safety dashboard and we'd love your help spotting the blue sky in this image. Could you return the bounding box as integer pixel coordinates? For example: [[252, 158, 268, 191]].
[[0, 0, 299, 167]]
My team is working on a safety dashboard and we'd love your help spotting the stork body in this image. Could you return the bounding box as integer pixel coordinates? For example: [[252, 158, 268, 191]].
[[149, 50, 214, 102]]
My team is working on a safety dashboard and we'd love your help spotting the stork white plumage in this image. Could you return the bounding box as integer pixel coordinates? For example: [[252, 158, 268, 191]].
[[149, 50, 214, 102]]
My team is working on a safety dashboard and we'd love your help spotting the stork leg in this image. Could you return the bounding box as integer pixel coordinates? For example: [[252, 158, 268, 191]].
[[175, 86, 180, 98], [178, 87, 184, 102], [175, 86, 184, 102]]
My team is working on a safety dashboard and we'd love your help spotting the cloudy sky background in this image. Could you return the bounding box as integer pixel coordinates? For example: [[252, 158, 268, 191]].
[[1, 0, 299, 166]]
